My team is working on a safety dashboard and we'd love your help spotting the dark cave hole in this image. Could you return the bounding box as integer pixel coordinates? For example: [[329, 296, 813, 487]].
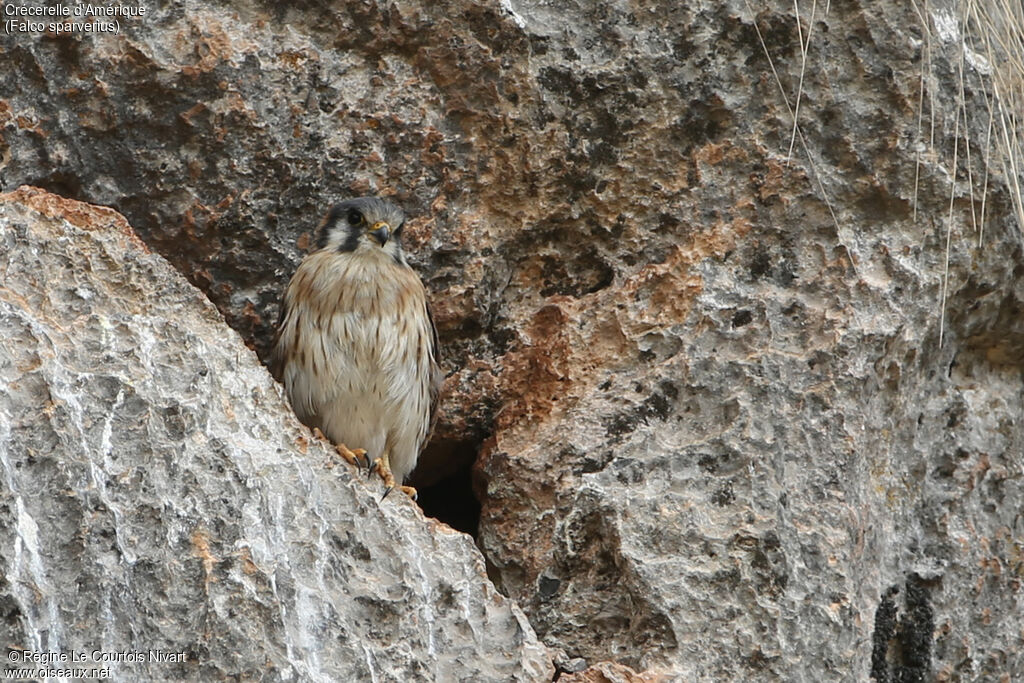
[[410, 439, 482, 539], [28, 172, 83, 201]]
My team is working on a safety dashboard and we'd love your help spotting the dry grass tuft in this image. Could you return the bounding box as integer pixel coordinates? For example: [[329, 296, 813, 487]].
[[749, 1, 1024, 347], [965, 0, 1024, 240], [940, 0, 1024, 343]]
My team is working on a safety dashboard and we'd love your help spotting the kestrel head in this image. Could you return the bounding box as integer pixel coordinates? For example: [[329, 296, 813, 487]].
[[318, 197, 408, 265]]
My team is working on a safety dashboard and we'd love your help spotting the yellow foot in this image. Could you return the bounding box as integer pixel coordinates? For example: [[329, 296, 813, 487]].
[[372, 456, 397, 488], [372, 457, 417, 501], [326, 442, 368, 471]]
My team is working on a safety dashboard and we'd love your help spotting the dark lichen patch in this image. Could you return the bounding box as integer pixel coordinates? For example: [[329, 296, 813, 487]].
[[537, 249, 615, 298], [0, 576, 25, 635], [749, 532, 788, 597], [602, 381, 679, 441], [576, 449, 614, 475], [670, 95, 734, 151], [749, 248, 772, 279], [329, 530, 372, 563], [537, 574, 561, 601], [698, 453, 719, 473], [871, 588, 900, 682], [870, 575, 935, 683], [603, 412, 639, 439], [612, 458, 646, 485], [732, 309, 754, 328], [697, 448, 746, 476], [855, 184, 912, 224], [745, 242, 797, 287], [639, 391, 672, 422], [711, 481, 735, 506]]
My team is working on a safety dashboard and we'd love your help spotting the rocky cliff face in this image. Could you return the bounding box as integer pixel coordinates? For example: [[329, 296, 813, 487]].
[[2, 0, 1022, 681], [0, 187, 551, 681]]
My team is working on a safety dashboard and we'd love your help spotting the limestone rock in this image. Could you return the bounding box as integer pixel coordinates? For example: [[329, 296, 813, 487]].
[[559, 661, 669, 683], [0, 187, 551, 681], [2, 0, 1023, 680]]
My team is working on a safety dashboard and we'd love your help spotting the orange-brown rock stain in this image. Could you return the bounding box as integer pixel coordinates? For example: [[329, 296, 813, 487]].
[[2, 186, 149, 251]]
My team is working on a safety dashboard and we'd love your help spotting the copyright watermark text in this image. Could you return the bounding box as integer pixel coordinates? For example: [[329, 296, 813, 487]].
[[5, 648, 187, 679]]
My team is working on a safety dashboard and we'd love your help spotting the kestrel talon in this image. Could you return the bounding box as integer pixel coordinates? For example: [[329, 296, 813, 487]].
[[271, 197, 443, 499]]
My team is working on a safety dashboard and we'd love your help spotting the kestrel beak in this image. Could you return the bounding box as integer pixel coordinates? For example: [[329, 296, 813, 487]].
[[368, 221, 391, 246]]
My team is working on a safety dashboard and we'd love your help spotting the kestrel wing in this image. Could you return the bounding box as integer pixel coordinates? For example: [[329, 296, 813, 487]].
[[425, 300, 444, 443], [268, 296, 290, 383]]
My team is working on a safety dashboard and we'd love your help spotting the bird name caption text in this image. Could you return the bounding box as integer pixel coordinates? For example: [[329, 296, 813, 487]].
[[3, 3, 146, 36]]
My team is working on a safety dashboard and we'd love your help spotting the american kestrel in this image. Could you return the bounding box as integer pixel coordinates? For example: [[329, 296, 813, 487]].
[[271, 197, 443, 499]]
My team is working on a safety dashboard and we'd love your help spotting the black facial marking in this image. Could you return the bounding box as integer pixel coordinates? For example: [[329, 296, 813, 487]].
[[320, 197, 407, 254], [338, 229, 360, 253], [316, 204, 344, 250], [318, 205, 360, 253], [390, 221, 407, 264]]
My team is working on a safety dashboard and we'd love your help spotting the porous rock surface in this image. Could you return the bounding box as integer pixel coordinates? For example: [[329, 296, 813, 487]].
[[0, 187, 551, 681], [2, 0, 1023, 680]]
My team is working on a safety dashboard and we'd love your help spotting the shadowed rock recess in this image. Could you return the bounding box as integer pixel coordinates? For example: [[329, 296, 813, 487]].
[[1, 1, 1022, 681]]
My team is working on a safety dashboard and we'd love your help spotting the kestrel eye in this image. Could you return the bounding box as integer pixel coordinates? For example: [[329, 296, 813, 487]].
[[347, 209, 363, 226]]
